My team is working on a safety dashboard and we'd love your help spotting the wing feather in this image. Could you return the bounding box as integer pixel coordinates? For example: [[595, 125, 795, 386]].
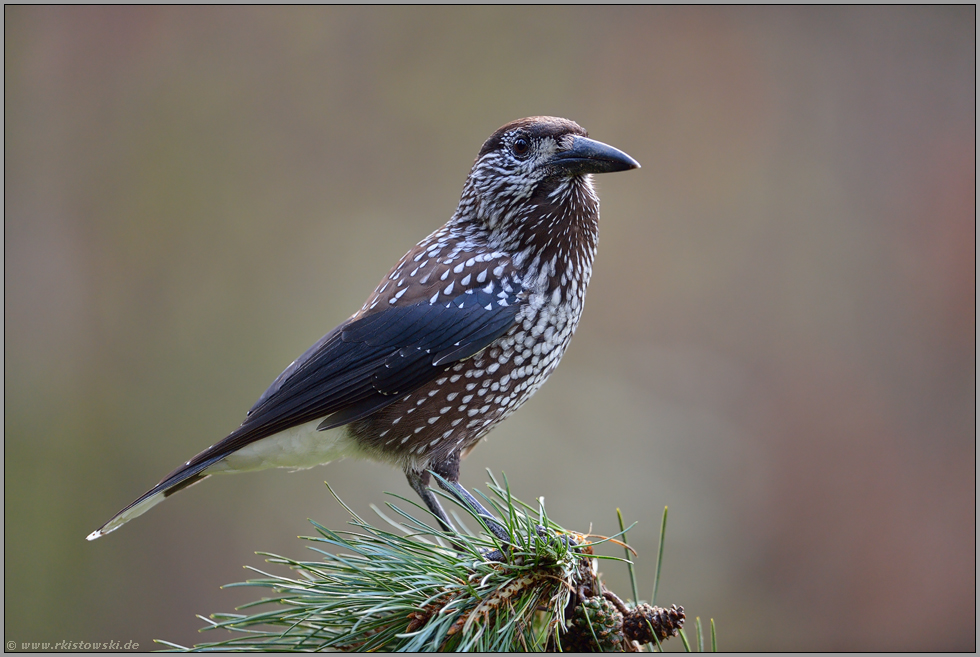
[[90, 287, 524, 539], [178, 287, 521, 472]]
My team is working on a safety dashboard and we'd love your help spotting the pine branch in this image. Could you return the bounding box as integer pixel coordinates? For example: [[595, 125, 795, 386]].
[[159, 474, 704, 652]]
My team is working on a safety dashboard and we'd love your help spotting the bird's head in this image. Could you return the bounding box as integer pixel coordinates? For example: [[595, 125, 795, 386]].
[[458, 116, 639, 243]]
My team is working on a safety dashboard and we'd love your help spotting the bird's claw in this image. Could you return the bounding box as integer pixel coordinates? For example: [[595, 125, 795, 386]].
[[534, 524, 579, 551], [475, 547, 507, 562]]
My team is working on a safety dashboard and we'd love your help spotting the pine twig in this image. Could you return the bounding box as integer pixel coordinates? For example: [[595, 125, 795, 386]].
[[159, 476, 698, 652]]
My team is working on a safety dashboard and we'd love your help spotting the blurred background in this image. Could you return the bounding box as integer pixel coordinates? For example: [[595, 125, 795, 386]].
[[4, 6, 975, 651]]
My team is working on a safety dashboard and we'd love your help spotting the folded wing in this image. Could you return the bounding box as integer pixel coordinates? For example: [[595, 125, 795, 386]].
[[87, 287, 523, 539]]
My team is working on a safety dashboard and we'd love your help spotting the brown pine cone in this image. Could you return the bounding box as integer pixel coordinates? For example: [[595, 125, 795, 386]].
[[622, 603, 685, 645]]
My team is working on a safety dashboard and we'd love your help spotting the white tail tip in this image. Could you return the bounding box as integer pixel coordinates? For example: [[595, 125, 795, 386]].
[[86, 489, 167, 541]]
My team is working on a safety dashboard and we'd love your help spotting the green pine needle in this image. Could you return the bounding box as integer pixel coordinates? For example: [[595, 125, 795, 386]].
[[652, 506, 668, 605], [158, 476, 704, 652], [616, 508, 641, 607], [679, 627, 692, 652]]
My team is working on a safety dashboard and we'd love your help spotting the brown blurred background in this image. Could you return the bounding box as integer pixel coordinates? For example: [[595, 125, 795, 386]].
[[4, 6, 975, 651]]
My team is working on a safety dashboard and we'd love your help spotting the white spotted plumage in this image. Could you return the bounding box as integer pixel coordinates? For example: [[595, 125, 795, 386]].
[[346, 124, 602, 473], [87, 116, 637, 541]]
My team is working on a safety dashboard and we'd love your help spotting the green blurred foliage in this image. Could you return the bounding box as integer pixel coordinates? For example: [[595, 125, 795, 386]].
[[4, 6, 975, 651]]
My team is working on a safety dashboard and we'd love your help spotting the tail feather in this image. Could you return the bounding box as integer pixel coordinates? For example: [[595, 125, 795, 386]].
[[86, 462, 215, 541], [86, 419, 353, 540]]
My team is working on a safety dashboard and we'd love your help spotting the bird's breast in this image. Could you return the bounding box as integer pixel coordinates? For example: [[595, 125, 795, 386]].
[[347, 266, 588, 471]]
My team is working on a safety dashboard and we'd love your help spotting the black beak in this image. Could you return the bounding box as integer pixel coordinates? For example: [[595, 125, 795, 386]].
[[550, 135, 641, 176]]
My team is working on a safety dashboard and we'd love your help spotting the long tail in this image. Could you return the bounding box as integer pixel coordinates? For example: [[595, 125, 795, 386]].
[[86, 457, 220, 541]]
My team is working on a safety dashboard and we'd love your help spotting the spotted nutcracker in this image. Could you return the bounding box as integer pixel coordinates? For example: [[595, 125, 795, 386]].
[[88, 116, 639, 542]]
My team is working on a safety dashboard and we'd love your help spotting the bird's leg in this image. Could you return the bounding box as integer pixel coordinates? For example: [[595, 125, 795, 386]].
[[436, 478, 512, 544], [408, 455, 570, 560], [431, 454, 511, 544], [405, 469, 454, 534], [433, 474, 574, 554], [407, 466, 505, 561], [430, 457, 576, 553]]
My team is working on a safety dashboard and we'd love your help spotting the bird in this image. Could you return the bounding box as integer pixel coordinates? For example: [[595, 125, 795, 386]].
[[87, 116, 639, 543]]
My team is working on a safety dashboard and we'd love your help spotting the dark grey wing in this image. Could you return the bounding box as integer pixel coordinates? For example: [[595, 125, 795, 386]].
[[148, 287, 523, 488], [90, 287, 524, 535], [318, 288, 521, 429], [246, 323, 345, 417]]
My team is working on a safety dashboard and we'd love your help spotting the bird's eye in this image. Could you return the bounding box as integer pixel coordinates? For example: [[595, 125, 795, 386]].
[[511, 137, 531, 159]]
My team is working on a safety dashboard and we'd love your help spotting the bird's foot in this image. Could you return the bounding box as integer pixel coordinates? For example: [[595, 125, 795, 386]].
[[470, 527, 577, 563], [431, 476, 581, 562], [474, 546, 508, 562], [534, 524, 580, 552]]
